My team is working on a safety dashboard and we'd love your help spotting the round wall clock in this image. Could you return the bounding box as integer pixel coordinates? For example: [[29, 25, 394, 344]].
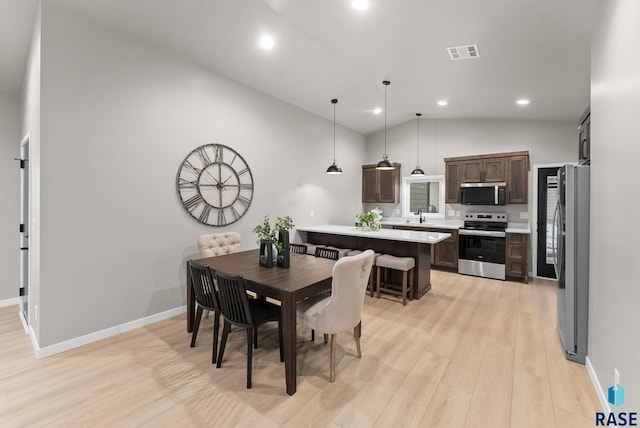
[[176, 143, 254, 227]]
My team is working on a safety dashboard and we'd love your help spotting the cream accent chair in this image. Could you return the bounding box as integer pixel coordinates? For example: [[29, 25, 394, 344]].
[[198, 232, 242, 258], [196, 232, 242, 319], [297, 250, 374, 382]]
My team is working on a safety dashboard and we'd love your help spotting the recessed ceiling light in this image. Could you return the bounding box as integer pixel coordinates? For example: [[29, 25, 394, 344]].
[[516, 98, 530, 105], [437, 100, 448, 106], [352, 0, 369, 11], [259, 35, 275, 49], [373, 107, 382, 115]]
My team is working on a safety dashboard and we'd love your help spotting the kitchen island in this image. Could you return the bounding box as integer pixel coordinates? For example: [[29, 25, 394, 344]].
[[297, 224, 450, 298]]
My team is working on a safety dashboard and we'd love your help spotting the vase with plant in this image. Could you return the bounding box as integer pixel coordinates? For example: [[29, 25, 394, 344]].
[[253, 215, 295, 267], [356, 211, 381, 231]]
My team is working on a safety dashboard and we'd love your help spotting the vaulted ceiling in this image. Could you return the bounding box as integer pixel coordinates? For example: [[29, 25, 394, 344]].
[[1, 0, 600, 134]]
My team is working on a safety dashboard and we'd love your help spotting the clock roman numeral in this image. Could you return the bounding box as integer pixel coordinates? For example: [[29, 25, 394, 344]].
[[194, 146, 211, 166], [230, 205, 240, 221], [183, 194, 203, 210], [217, 209, 226, 226], [237, 167, 249, 176], [182, 160, 202, 176], [214, 145, 224, 163], [177, 178, 197, 189], [198, 205, 211, 224], [237, 195, 251, 208]]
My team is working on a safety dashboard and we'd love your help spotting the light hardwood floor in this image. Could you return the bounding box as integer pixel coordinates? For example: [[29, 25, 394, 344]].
[[0, 271, 601, 427]]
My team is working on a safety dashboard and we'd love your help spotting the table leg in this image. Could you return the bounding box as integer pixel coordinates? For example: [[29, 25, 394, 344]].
[[281, 294, 297, 395], [187, 261, 194, 333]]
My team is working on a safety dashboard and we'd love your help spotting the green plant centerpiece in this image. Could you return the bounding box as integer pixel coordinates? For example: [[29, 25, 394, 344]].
[[253, 215, 295, 267], [356, 211, 381, 231]]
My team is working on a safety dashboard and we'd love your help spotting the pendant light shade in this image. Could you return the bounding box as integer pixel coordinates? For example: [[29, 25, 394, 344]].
[[411, 113, 425, 176], [376, 81, 394, 170], [326, 98, 343, 175]]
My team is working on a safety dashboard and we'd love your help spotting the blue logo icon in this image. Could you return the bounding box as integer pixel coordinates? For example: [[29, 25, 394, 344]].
[[608, 383, 625, 407]]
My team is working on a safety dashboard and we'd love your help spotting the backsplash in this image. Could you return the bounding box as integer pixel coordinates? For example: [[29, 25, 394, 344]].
[[363, 202, 529, 224]]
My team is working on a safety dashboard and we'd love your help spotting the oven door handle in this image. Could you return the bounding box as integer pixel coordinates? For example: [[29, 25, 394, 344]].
[[459, 229, 505, 238]]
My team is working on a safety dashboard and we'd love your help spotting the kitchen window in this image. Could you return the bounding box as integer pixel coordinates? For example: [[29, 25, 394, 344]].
[[401, 175, 445, 219]]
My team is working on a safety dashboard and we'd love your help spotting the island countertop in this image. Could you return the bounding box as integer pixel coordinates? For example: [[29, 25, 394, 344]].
[[297, 224, 451, 244]]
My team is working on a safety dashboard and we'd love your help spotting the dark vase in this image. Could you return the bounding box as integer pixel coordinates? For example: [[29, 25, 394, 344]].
[[277, 230, 290, 268], [259, 239, 274, 268]]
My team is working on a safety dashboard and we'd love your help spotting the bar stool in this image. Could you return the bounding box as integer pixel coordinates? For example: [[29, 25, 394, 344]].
[[347, 250, 381, 297], [376, 254, 415, 305], [324, 246, 352, 258]]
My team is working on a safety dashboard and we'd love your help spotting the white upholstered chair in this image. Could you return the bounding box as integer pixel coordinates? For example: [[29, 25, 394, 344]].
[[198, 232, 242, 258], [297, 250, 374, 382]]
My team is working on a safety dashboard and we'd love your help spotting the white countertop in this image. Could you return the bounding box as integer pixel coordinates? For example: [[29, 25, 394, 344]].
[[505, 224, 531, 234], [379, 218, 531, 234], [297, 224, 451, 244], [379, 219, 463, 230]]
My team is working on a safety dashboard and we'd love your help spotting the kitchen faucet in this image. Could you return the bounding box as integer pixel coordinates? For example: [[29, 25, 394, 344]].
[[417, 207, 425, 223]]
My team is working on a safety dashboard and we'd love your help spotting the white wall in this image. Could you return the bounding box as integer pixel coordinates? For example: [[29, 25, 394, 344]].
[[34, 3, 365, 347], [590, 0, 640, 410], [0, 92, 20, 302], [364, 118, 577, 220]]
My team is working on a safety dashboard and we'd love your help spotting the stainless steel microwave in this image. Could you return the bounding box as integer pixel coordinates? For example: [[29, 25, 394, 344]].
[[460, 182, 507, 205]]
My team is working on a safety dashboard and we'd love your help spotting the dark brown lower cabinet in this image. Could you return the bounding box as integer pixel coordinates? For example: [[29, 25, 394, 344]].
[[393, 225, 458, 269], [506, 232, 529, 282]]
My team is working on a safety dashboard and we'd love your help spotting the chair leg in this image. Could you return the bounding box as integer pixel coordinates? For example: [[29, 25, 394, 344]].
[[216, 321, 231, 368], [254, 326, 258, 349], [246, 328, 253, 389], [211, 311, 220, 364], [376, 266, 381, 298], [402, 271, 408, 306], [330, 334, 337, 382], [354, 321, 362, 358], [311, 329, 315, 342], [323, 334, 329, 344], [278, 320, 284, 363], [191, 306, 203, 347]]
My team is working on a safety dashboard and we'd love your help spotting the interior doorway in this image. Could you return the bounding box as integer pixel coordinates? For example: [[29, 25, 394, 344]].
[[535, 165, 561, 279], [19, 134, 30, 322]]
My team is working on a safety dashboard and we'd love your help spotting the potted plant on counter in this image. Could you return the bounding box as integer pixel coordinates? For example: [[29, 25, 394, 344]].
[[253, 215, 295, 267], [356, 210, 381, 231]]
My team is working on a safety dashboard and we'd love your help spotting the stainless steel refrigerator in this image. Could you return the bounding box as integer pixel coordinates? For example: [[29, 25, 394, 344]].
[[552, 164, 590, 364]]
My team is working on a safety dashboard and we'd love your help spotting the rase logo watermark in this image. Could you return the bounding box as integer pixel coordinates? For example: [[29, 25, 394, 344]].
[[596, 370, 637, 426]]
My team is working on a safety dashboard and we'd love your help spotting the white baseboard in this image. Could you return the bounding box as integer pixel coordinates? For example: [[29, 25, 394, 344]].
[[0, 297, 19, 308], [586, 355, 610, 413], [29, 306, 186, 359]]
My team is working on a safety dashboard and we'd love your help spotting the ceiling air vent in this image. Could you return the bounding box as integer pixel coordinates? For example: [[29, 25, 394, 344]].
[[447, 44, 480, 60]]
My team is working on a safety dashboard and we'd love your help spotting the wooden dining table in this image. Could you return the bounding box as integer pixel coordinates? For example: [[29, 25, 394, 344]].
[[186, 249, 335, 395]]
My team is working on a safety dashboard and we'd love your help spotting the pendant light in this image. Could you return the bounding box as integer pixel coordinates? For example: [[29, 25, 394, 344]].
[[326, 98, 343, 174], [411, 113, 425, 176], [376, 80, 394, 170]]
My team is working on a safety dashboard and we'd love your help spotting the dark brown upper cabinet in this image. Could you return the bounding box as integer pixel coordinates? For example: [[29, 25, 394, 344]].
[[445, 151, 529, 204], [362, 163, 401, 203]]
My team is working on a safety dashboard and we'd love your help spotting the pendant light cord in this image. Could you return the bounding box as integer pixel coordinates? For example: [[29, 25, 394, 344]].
[[416, 113, 421, 165], [331, 98, 338, 162], [384, 82, 388, 155], [331, 100, 338, 163]]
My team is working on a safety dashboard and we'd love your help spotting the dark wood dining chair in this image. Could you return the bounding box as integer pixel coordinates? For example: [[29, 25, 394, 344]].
[[188, 261, 221, 364], [289, 243, 308, 254], [314, 247, 340, 260], [215, 270, 284, 389]]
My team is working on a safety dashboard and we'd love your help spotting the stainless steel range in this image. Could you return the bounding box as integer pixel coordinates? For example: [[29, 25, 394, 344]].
[[458, 212, 507, 280]]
